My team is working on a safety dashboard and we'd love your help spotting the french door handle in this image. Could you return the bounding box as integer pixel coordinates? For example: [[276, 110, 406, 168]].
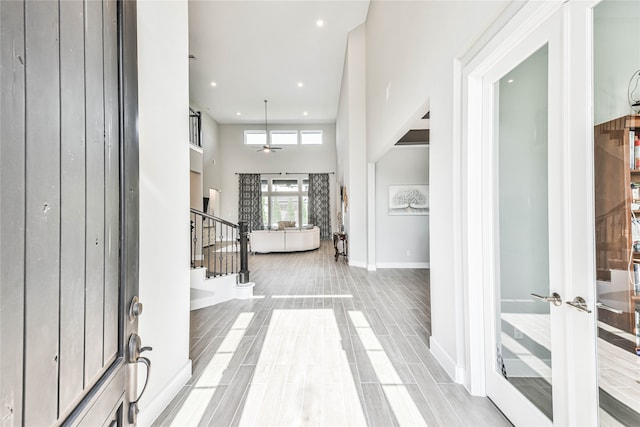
[[531, 292, 562, 306], [566, 296, 592, 313], [596, 301, 623, 314]]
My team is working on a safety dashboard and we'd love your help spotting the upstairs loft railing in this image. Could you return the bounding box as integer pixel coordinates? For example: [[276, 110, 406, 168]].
[[190, 208, 250, 284], [189, 108, 202, 148]]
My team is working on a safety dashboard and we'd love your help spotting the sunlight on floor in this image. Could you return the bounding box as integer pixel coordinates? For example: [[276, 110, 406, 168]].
[[169, 312, 254, 426], [348, 311, 428, 427], [269, 294, 354, 299], [237, 309, 367, 426], [168, 306, 433, 426]]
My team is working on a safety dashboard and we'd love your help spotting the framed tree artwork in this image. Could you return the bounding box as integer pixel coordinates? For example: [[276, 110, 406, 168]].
[[388, 185, 429, 215]]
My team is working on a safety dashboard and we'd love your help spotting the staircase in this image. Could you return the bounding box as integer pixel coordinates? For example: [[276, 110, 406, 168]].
[[190, 208, 254, 310]]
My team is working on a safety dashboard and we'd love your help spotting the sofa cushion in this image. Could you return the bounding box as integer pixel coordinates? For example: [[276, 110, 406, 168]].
[[277, 220, 296, 230]]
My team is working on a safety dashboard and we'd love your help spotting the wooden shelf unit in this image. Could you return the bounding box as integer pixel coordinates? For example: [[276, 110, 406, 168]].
[[594, 115, 640, 333]]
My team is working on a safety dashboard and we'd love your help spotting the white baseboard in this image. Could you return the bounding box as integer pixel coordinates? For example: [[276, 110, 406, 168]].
[[137, 359, 192, 427], [429, 336, 465, 383], [376, 262, 430, 269], [348, 260, 367, 269], [367, 264, 377, 271]]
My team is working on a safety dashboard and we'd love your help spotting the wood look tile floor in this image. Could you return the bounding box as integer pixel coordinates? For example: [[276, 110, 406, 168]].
[[154, 242, 511, 427]]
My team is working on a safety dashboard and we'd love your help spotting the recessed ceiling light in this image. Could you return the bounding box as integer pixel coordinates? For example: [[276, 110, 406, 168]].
[[316, 19, 324, 27], [507, 79, 514, 83], [236, 112, 241, 116], [303, 111, 308, 116], [210, 81, 217, 87], [297, 82, 304, 88]]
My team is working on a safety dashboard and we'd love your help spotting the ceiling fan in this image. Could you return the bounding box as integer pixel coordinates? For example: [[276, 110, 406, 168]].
[[257, 99, 282, 153]]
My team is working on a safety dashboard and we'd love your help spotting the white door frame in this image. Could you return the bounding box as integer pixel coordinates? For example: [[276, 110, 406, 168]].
[[460, 0, 599, 425]]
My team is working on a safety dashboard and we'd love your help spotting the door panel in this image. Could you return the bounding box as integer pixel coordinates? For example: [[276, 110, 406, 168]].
[[59, 0, 88, 414], [593, 1, 640, 425], [0, 0, 26, 424], [477, 1, 605, 425], [73, 362, 125, 427], [104, 0, 121, 367], [0, 0, 140, 424], [482, 5, 567, 426], [85, 0, 108, 387], [23, 0, 62, 423]]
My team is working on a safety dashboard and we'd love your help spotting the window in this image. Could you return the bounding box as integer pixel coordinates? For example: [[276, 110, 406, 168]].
[[244, 129, 323, 145], [271, 196, 299, 223], [244, 130, 266, 145], [270, 131, 298, 145], [272, 179, 298, 192], [261, 177, 309, 228], [300, 130, 323, 145]]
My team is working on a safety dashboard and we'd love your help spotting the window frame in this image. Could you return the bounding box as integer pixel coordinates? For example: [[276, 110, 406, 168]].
[[244, 129, 324, 145], [269, 130, 299, 145], [261, 176, 309, 229], [244, 130, 267, 145], [300, 130, 323, 145]]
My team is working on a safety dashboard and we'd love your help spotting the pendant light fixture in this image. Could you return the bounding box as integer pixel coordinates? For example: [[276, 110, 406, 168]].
[[257, 99, 282, 153]]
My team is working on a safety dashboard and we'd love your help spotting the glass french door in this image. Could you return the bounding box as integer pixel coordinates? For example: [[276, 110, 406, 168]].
[[478, 2, 600, 425], [592, 1, 640, 426]]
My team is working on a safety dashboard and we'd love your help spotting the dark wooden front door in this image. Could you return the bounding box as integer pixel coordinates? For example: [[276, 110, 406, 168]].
[[1, 0, 141, 425]]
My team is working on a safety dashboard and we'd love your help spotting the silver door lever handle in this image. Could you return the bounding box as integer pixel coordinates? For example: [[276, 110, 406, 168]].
[[566, 296, 592, 313], [531, 292, 562, 306], [596, 301, 623, 314]]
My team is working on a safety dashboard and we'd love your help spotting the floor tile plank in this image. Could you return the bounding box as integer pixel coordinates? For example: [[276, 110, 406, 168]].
[[154, 242, 509, 427]]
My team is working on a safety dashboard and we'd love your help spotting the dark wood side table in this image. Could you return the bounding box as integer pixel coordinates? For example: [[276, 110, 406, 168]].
[[333, 232, 348, 262]]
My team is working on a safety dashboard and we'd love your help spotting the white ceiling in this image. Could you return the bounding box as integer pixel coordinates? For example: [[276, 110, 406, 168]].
[[188, 0, 370, 125]]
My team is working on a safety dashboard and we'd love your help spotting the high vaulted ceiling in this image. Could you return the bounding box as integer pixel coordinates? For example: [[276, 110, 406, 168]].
[[188, 0, 370, 125]]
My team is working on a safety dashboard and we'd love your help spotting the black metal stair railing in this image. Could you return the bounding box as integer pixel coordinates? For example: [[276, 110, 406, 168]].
[[190, 208, 250, 283]]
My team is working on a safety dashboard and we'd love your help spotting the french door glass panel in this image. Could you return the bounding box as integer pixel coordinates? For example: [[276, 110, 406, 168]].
[[593, 1, 640, 425], [495, 44, 553, 421]]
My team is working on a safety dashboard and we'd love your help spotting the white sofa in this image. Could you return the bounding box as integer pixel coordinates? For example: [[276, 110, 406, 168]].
[[251, 226, 320, 253]]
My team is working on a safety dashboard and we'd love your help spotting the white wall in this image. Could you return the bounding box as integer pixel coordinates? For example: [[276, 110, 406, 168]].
[[594, 0, 640, 125], [357, 0, 509, 380], [336, 23, 368, 268], [137, 1, 191, 425], [218, 123, 337, 229], [189, 147, 203, 173], [375, 146, 429, 267]]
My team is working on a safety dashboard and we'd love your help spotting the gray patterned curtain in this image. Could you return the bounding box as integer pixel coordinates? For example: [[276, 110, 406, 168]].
[[238, 174, 263, 231], [308, 173, 331, 240]]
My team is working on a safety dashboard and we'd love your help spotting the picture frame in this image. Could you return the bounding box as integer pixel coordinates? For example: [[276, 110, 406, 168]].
[[388, 185, 429, 215]]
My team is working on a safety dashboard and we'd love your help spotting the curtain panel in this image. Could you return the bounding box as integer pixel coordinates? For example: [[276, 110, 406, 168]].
[[238, 173, 263, 231], [308, 173, 332, 240]]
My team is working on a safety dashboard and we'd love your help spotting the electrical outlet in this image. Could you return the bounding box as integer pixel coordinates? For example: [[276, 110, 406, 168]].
[[406, 250, 411, 257], [514, 327, 523, 339]]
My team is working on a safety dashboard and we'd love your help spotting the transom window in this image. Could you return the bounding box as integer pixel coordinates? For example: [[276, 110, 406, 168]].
[[244, 130, 266, 145], [261, 177, 309, 228], [300, 130, 323, 145], [244, 130, 323, 145], [270, 131, 298, 145]]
